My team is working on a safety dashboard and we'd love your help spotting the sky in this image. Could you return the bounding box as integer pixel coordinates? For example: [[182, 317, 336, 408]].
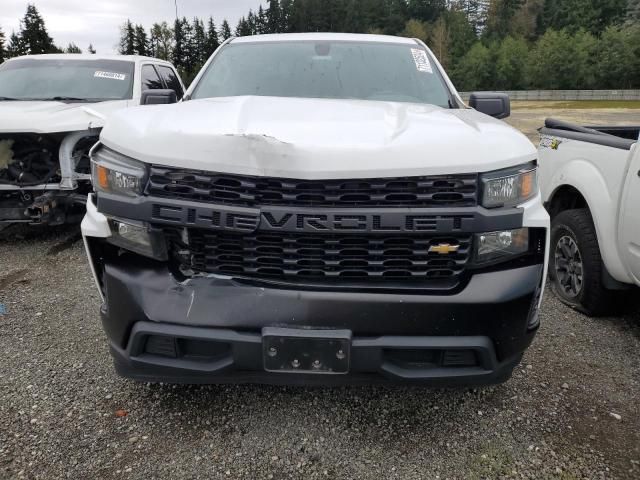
[[0, 0, 265, 54]]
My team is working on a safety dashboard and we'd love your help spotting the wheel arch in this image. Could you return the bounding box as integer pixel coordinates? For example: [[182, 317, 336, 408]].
[[546, 183, 632, 285], [546, 185, 588, 220]]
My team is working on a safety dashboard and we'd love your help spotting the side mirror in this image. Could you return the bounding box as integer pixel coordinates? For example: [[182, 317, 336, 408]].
[[140, 89, 177, 106], [469, 92, 510, 119]]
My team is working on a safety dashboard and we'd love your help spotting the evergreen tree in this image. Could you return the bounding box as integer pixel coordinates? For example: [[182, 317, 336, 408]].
[[510, 0, 544, 39], [246, 10, 258, 35], [205, 17, 220, 56], [445, 8, 478, 65], [306, 0, 328, 31], [452, 0, 489, 34], [290, 0, 311, 31], [267, 0, 282, 33], [325, 0, 349, 31], [256, 6, 268, 34], [173, 18, 186, 72], [16, 4, 58, 54], [236, 17, 252, 36], [0, 27, 5, 63], [407, 0, 448, 23], [192, 17, 208, 65], [133, 24, 149, 56], [181, 18, 196, 74], [220, 20, 232, 40], [7, 32, 27, 58], [118, 20, 136, 55], [342, 0, 364, 33], [65, 42, 82, 53], [362, 0, 387, 31], [484, 0, 525, 39], [385, 0, 410, 35], [87, 43, 96, 54], [539, 0, 628, 35], [150, 22, 173, 60], [280, 0, 294, 32]]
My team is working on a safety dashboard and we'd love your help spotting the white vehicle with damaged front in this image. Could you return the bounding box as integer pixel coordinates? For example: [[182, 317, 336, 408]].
[[0, 54, 184, 227], [83, 33, 549, 386]]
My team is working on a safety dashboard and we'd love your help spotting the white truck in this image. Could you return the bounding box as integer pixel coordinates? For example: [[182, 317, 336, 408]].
[[539, 119, 640, 315], [82, 33, 549, 385], [0, 54, 184, 228]]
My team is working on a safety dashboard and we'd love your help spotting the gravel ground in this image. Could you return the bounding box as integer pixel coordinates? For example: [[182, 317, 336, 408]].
[[1, 225, 639, 480], [1, 108, 640, 479]]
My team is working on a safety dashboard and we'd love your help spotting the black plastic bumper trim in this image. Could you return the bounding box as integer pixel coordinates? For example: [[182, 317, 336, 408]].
[[98, 256, 542, 384], [112, 322, 521, 385]]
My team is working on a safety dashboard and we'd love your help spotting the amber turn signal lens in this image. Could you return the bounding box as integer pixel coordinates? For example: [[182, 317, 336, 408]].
[[96, 165, 109, 190], [520, 171, 535, 198]]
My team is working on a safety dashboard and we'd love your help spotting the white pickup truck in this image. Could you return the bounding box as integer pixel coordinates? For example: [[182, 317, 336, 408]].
[[539, 119, 640, 315], [82, 33, 549, 386], [0, 54, 184, 228]]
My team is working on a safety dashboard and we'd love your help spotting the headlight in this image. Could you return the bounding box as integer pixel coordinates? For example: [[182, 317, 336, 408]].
[[91, 145, 147, 197], [481, 162, 537, 208], [475, 228, 529, 264]]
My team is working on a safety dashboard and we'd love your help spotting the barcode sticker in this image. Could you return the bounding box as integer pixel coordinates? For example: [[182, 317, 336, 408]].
[[411, 49, 433, 74], [94, 71, 126, 81]]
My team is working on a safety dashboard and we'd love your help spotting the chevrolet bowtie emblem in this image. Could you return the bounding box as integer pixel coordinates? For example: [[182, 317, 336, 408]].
[[429, 244, 460, 255]]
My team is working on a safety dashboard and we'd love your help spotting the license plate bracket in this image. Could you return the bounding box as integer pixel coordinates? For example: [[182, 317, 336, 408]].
[[262, 328, 351, 374]]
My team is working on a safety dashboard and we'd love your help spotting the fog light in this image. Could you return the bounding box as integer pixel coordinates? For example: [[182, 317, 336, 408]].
[[106, 218, 167, 259], [475, 228, 529, 264]]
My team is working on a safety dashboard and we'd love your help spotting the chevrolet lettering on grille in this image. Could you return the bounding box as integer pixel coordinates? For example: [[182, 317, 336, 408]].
[[150, 202, 476, 234]]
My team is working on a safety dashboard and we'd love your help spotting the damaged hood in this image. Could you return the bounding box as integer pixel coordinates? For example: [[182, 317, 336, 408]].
[[101, 96, 536, 178], [0, 99, 130, 134]]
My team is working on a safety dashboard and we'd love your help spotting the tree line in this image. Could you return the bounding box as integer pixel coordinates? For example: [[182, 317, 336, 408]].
[[1, 1, 639, 90], [117, 0, 640, 89], [0, 4, 95, 63]]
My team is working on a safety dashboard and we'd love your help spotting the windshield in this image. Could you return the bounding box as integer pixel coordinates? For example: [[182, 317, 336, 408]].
[[0, 58, 135, 102], [191, 41, 453, 107]]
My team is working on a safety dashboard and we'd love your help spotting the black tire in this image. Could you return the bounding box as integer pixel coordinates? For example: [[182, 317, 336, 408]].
[[549, 209, 619, 316]]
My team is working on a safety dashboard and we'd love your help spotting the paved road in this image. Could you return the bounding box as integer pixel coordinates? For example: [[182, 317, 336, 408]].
[[1, 108, 639, 479]]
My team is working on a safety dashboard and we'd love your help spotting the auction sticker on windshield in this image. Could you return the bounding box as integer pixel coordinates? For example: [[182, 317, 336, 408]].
[[411, 48, 433, 74], [94, 71, 126, 81]]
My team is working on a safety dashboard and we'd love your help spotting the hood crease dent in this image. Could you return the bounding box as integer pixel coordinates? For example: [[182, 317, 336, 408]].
[[100, 96, 536, 179]]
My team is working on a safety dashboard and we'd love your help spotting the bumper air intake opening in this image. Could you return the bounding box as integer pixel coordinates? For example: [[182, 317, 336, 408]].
[[143, 334, 232, 362], [383, 348, 479, 370]]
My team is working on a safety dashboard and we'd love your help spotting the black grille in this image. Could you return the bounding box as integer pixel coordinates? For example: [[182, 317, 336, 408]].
[[168, 229, 472, 286], [147, 167, 478, 208]]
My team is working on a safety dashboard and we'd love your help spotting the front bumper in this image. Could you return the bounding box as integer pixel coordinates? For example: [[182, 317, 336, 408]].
[[83, 194, 549, 385], [97, 252, 542, 385]]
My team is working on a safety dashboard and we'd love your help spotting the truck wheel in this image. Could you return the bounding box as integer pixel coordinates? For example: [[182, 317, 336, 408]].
[[549, 209, 617, 316]]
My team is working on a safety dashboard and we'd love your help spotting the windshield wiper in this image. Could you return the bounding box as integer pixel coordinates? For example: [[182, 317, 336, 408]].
[[0, 96, 21, 101]]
